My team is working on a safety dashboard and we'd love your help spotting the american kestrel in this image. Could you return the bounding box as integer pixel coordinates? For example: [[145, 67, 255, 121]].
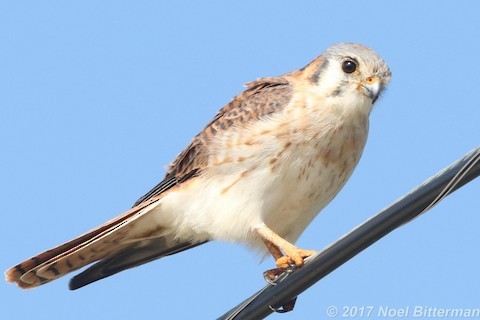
[[6, 43, 391, 290]]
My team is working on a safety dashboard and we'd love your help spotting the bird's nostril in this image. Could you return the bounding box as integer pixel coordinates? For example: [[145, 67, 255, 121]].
[[365, 76, 379, 85]]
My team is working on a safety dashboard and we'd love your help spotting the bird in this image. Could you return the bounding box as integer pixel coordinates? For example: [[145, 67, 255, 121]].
[[5, 42, 391, 290]]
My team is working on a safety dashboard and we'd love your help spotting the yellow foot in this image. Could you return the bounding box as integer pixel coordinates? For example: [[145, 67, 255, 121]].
[[275, 248, 316, 269]]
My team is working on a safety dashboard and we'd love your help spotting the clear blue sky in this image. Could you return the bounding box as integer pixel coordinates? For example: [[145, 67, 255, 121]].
[[2, 1, 479, 319]]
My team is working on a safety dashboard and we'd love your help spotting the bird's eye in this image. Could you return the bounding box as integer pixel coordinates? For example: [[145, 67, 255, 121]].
[[342, 60, 357, 74]]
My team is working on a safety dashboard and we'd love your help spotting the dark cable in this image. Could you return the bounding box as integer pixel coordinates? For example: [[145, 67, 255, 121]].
[[218, 147, 480, 320]]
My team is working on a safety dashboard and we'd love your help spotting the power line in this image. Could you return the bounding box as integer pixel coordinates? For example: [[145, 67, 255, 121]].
[[218, 147, 480, 320]]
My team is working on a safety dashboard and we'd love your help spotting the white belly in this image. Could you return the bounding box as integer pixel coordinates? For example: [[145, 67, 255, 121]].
[[157, 109, 368, 252]]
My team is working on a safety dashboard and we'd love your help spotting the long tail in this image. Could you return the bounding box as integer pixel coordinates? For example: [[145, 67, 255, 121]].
[[5, 197, 167, 289], [68, 237, 206, 290]]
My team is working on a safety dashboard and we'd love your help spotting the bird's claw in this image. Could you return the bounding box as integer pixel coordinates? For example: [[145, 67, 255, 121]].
[[263, 249, 316, 285], [263, 268, 284, 284], [274, 249, 316, 269]]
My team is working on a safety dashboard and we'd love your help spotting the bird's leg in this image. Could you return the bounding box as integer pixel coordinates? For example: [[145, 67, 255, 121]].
[[263, 239, 284, 260], [262, 239, 286, 281], [256, 224, 316, 270]]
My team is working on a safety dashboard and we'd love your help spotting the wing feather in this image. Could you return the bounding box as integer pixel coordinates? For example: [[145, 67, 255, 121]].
[[134, 76, 293, 203], [6, 74, 295, 289]]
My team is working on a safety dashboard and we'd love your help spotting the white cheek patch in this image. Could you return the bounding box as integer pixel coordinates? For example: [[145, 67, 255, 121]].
[[315, 61, 351, 97]]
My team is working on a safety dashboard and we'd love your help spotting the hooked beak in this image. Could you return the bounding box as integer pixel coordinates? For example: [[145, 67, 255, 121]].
[[361, 76, 381, 103]]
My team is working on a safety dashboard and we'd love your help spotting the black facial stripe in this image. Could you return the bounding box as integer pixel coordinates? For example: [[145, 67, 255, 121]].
[[328, 85, 344, 97], [309, 59, 329, 84]]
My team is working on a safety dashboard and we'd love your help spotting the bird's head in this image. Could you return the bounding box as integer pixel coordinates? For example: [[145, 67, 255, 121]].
[[302, 43, 391, 113]]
